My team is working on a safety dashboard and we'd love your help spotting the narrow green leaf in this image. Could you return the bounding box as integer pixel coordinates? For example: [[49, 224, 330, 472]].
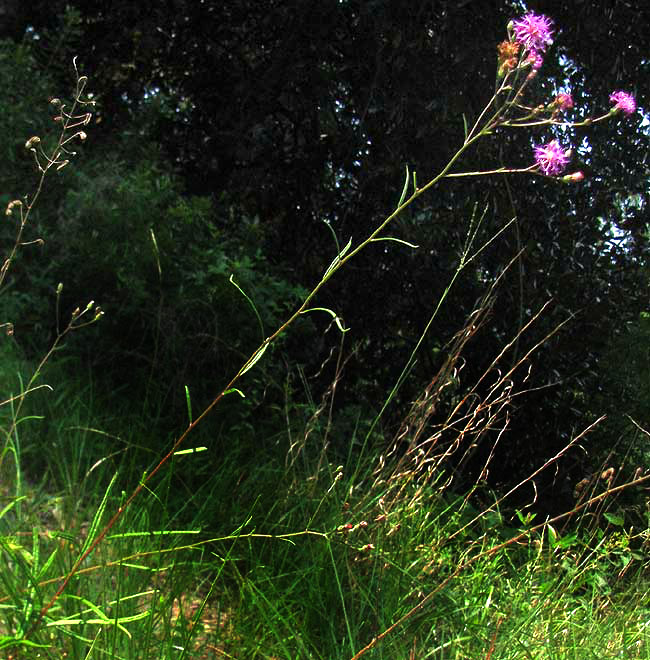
[[321, 218, 342, 256], [174, 446, 207, 456], [300, 307, 349, 333], [397, 164, 410, 207], [547, 524, 558, 548], [323, 237, 352, 279], [229, 274, 265, 341], [223, 387, 245, 398], [240, 343, 268, 375], [31, 527, 40, 573], [184, 384, 192, 424], [0, 496, 25, 521], [555, 532, 577, 549], [36, 547, 59, 580], [79, 472, 118, 558], [149, 228, 162, 277], [604, 512, 624, 526], [1, 538, 33, 565], [370, 236, 419, 249], [0, 638, 49, 650], [462, 113, 468, 139]]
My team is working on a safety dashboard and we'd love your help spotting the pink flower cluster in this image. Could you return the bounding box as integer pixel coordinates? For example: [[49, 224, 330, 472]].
[[609, 91, 636, 116], [534, 140, 570, 176], [509, 14, 638, 178], [512, 12, 554, 70], [500, 14, 638, 178]]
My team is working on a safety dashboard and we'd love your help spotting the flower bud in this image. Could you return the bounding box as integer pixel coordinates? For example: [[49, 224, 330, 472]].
[[553, 93, 574, 111], [562, 171, 584, 183]]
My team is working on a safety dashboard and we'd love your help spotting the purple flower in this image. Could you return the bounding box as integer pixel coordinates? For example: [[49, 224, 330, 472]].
[[526, 49, 544, 71], [609, 91, 636, 116], [534, 140, 570, 176], [512, 13, 554, 53]]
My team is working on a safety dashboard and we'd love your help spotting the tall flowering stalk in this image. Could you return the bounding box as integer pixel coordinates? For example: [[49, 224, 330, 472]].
[[480, 12, 637, 179], [25, 11, 639, 642]]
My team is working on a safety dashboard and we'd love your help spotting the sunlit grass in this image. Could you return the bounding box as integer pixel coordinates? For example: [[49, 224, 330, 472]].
[[2, 352, 647, 659]]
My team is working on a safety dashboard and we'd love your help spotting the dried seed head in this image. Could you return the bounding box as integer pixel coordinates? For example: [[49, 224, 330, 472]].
[[25, 136, 40, 149], [601, 467, 615, 482], [573, 477, 590, 497], [5, 199, 22, 215]]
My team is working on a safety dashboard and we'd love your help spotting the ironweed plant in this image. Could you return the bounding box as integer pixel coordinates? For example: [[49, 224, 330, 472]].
[[2, 13, 649, 658]]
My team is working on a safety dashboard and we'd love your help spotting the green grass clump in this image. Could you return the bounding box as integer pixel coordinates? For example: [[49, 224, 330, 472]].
[[2, 381, 649, 659]]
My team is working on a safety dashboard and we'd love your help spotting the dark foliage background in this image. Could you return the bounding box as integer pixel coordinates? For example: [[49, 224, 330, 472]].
[[1, 0, 648, 511]]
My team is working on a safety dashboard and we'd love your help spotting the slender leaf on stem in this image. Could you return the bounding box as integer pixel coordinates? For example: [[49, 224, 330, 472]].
[[323, 237, 353, 280], [184, 384, 192, 424], [240, 343, 268, 376], [322, 217, 342, 255], [223, 387, 245, 398], [0, 496, 25, 521], [229, 274, 265, 341], [149, 228, 161, 278], [397, 164, 410, 208], [370, 236, 420, 249], [174, 446, 207, 456], [300, 307, 348, 333], [78, 472, 118, 558]]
